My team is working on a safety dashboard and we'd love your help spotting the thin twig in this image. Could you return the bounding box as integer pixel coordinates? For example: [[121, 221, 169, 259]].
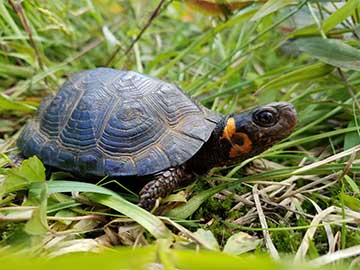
[[259, 198, 314, 219], [278, 173, 339, 201], [160, 216, 220, 250], [105, 0, 168, 67], [8, 0, 45, 71]]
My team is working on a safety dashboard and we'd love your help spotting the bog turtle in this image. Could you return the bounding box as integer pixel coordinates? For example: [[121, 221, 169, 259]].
[[17, 68, 297, 210]]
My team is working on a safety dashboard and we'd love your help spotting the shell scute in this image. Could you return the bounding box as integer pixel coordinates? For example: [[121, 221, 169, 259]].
[[105, 158, 136, 176]]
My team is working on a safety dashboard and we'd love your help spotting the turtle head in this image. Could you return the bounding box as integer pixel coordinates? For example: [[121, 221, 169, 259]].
[[220, 102, 297, 161]]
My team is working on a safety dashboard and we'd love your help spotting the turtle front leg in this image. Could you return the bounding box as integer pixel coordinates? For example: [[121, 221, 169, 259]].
[[138, 166, 193, 210]]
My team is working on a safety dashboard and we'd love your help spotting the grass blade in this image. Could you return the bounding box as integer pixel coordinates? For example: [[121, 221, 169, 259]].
[[29, 181, 173, 239], [294, 37, 360, 70]]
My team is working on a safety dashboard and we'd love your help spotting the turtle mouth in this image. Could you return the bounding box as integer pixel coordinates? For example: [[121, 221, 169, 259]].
[[269, 102, 297, 127]]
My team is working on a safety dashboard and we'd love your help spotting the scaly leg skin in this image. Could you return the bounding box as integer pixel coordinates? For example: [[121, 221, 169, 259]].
[[138, 166, 193, 210]]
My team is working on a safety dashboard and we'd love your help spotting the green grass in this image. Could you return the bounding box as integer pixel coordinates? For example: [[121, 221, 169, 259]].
[[0, 0, 360, 269]]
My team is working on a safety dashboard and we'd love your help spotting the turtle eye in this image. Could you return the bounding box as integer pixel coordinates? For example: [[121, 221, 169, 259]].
[[253, 108, 278, 127]]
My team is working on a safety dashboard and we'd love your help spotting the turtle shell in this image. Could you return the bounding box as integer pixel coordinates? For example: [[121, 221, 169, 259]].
[[17, 68, 222, 176]]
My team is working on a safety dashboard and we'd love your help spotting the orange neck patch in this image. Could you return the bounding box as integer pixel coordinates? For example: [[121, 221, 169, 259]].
[[221, 117, 253, 158], [220, 117, 236, 141], [229, 132, 253, 158]]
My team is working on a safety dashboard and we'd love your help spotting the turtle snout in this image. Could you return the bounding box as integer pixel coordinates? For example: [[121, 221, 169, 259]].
[[279, 103, 297, 130], [258, 102, 297, 131], [270, 102, 297, 135]]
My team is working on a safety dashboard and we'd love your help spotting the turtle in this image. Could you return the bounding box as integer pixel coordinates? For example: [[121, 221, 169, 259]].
[[17, 68, 297, 210]]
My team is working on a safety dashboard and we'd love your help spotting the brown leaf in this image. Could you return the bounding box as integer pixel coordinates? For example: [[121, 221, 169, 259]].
[[185, 0, 267, 16]]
